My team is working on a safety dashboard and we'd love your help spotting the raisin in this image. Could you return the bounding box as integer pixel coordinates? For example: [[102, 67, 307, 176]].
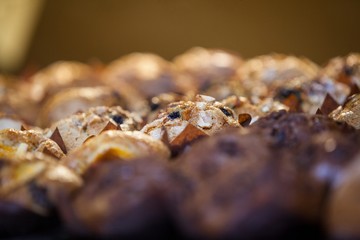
[[220, 107, 232, 117], [168, 111, 181, 120], [111, 115, 124, 124]]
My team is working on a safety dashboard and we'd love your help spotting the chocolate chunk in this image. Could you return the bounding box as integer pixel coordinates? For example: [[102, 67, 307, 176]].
[[349, 83, 360, 97], [50, 127, 67, 154], [320, 94, 339, 115], [170, 124, 208, 156], [315, 108, 323, 115]]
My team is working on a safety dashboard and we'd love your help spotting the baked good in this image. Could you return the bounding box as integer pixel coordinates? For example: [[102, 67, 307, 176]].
[[146, 92, 187, 123], [173, 47, 243, 99], [55, 156, 174, 238], [0, 152, 81, 237], [2, 50, 360, 239], [326, 152, 360, 240], [38, 86, 126, 127], [250, 110, 355, 148], [221, 95, 288, 124], [319, 53, 360, 104], [103, 53, 182, 116], [26, 61, 99, 104], [141, 94, 239, 155], [236, 54, 323, 113], [61, 130, 170, 175], [329, 93, 360, 129], [44, 106, 143, 153], [0, 129, 65, 159], [171, 111, 360, 239]]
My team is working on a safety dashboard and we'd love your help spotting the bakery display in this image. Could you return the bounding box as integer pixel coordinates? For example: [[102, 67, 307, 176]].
[[0, 49, 360, 239]]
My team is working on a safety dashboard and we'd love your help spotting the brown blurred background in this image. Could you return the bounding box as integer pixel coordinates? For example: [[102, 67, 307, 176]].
[[1, 0, 360, 73]]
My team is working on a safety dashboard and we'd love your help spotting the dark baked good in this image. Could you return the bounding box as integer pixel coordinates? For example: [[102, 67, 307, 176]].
[[250, 110, 356, 148], [170, 112, 360, 239], [55, 156, 175, 238], [170, 128, 323, 239], [326, 153, 360, 240]]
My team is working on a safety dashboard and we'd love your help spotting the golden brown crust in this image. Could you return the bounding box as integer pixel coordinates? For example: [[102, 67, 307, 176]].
[[173, 47, 243, 99], [0, 152, 81, 215], [26, 61, 99, 104], [44, 106, 143, 152], [61, 130, 170, 175], [38, 86, 125, 127], [330, 94, 360, 129], [0, 129, 65, 159], [142, 95, 239, 141]]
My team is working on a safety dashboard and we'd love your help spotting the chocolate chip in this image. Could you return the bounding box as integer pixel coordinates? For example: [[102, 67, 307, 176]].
[[220, 107, 232, 117], [111, 115, 124, 125], [168, 111, 181, 120]]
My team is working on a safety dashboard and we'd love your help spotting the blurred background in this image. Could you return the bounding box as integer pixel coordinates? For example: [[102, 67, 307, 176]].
[[1, 0, 360, 73]]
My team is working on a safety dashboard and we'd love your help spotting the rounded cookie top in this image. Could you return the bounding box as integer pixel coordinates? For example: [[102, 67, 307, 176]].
[[45, 106, 143, 153]]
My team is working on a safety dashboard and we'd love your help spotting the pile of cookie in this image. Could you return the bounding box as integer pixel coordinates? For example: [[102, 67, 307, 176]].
[[0, 48, 360, 239]]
